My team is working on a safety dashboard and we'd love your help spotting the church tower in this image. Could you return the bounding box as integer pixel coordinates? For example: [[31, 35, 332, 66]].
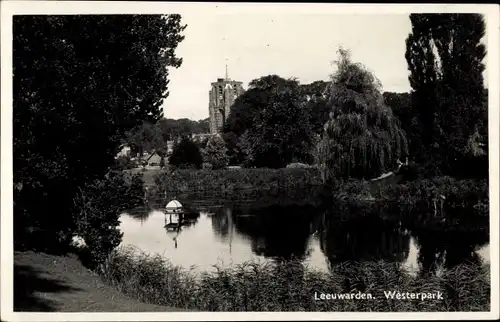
[[208, 66, 245, 134]]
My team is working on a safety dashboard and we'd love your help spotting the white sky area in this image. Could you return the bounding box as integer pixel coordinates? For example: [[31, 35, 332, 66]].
[[163, 14, 489, 120]]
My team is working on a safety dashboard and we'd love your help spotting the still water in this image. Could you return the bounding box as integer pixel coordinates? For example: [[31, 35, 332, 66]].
[[119, 195, 490, 276]]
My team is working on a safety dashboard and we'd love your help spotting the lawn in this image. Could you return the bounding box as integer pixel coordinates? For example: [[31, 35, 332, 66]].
[[13, 250, 189, 312]]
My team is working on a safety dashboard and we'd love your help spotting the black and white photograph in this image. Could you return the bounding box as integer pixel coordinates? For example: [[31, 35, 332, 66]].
[[1, 1, 499, 321]]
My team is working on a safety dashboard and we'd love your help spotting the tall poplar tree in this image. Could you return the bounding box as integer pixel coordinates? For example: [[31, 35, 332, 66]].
[[405, 13, 487, 176]]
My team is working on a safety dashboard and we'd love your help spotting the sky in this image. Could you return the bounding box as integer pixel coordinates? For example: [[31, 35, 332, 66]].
[[162, 13, 488, 120]]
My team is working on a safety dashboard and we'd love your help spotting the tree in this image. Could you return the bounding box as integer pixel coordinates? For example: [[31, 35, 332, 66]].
[[169, 137, 203, 169], [13, 15, 186, 251], [222, 86, 264, 165], [201, 135, 229, 169], [383, 92, 413, 138], [156, 118, 210, 142], [300, 81, 331, 135], [405, 14, 441, 168], [405, 14, 487, 176], [124, 121, 166, 157], [224, 75, 314, 168], [317, 48, 408, 182]]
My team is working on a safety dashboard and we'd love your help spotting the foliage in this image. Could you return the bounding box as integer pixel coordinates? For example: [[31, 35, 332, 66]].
[[300, 81, 331, 135], [223, 75, 314, 168], [169, 136, 203, 169], [317, 48, 408, 182], [383, 92, 413, 139], [113, 155, 138, 170], [124, 121, 166, 157], [122, 118, 210, 158], [72, 171, 145, 268], [157, 118, 210, 141], [380, 177, 489, 212], [153, 167, 323, 194], [102, 247, 490, 311], [13, 15, 186, 251], [324, 175, 488, 216], [201, 135, 229, 169], [405, 14, 487, 177]]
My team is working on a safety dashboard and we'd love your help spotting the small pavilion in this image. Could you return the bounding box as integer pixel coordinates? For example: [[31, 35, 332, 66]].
[[164, 199, 185, 230]]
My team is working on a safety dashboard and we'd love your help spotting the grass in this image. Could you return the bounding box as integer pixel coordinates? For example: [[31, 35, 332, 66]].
[[13, 250, 188, 312], [100, 246, 490, 312]]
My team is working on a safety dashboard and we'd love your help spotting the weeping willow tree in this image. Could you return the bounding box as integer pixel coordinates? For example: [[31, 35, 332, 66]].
[[317, 48, 408, 182]]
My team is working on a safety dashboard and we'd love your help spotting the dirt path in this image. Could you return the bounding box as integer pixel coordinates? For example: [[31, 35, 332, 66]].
[[14, 251, 187, 312]]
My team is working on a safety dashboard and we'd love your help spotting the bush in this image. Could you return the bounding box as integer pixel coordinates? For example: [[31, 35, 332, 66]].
[[72, 170, 145, 268]]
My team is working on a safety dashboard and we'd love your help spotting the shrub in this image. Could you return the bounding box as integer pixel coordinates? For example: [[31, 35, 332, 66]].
[[72, 170, 145, 268]]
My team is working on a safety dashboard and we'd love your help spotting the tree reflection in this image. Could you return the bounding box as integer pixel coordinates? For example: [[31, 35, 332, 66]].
[[411, 227, 489, 276], [181, 211, 201, 228], [123, 206, 152, 224], [318, 205, 410, 269], [210, 206, 234, 241], [231, 205, 317, 261]]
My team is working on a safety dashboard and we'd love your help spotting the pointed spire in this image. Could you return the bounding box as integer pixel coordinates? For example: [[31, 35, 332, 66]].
[[225, 63, 229, 81]]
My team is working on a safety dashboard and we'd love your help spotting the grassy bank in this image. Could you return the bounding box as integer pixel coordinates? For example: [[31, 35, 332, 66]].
[[101, 246, 490, 312], [14, 251, 187, 312]]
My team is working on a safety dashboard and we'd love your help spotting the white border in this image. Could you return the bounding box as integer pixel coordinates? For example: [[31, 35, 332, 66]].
[[1, 2, 499, 321]]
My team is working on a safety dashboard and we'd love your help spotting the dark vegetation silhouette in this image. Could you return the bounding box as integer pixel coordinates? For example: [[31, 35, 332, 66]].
[[405, 13, 487, 178], [169, 136, 203, 169], [123, 118, 209, 157], [13, 14, 185, 261]]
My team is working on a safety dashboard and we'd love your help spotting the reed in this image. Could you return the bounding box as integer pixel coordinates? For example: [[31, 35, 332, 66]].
[[100, 246, 490, 312]]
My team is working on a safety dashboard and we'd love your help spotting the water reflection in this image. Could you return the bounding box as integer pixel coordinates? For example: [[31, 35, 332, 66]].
[[119, 197, 490, 276], [210, 206, 233, 242], [231, 205, 315, 260], [412, 228, 489, 276], [318, 213, 410, 268]]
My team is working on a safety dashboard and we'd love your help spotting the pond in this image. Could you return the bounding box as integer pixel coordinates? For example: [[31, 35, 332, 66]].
[[119, 193, 490, 276]]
